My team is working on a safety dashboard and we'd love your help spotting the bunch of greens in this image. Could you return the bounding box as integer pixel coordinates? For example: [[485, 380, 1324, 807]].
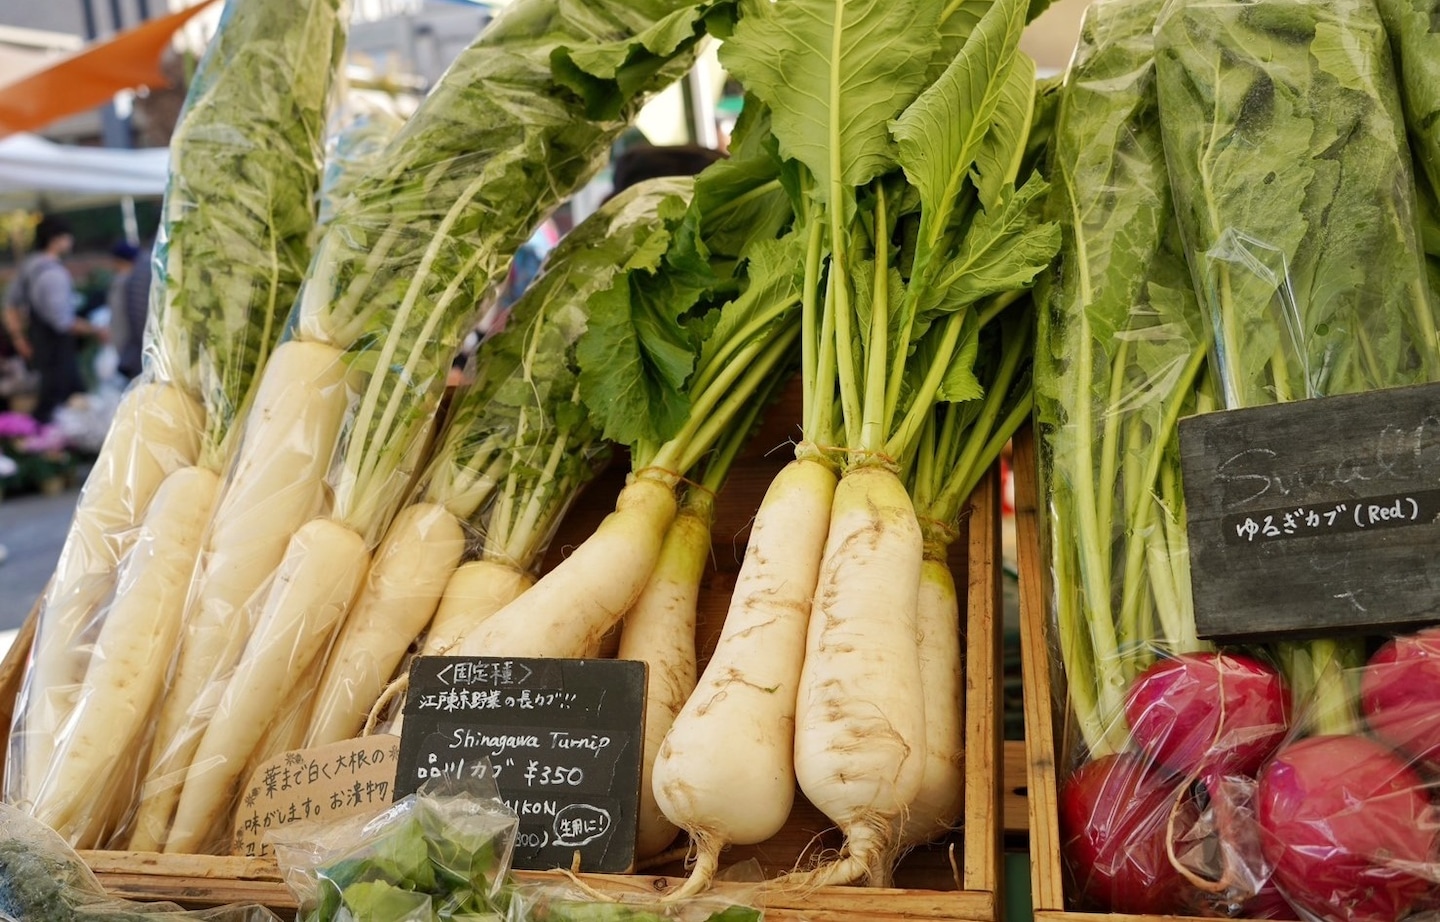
[[156, 0, 349, 469], [1154, 0, 1440, 410], [1375, 0, 1440, 295], [289, 0, 725, 543], [1035, 0, 1214, 757]]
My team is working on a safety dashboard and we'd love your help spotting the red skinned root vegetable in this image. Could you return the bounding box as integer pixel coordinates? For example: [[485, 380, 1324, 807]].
[[1361, 627, 1440, 773], [1124, 652, 1290, 783], [1059, 752, 1202, 915], [1258, 734, 1439, 922]]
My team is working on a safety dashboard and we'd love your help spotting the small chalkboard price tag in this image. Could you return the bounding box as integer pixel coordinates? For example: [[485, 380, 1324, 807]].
[[1179, 381, 1440, 641], [394, 656, 646, 874]]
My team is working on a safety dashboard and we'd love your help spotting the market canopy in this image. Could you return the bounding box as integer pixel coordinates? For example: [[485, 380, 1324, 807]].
[[0, 132, 168, 211], [0, 0, 220, 138]]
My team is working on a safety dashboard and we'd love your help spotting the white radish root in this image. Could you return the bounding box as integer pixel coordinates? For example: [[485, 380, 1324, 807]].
[[304, 502, 467, 747], [451, 474, 678, 659], [617, 490, 714, 860], [422, 559, 535, 656], [165, 516, 370, 854], [17, 382, 204, 805], [653, 456, 836, 900], [31, 465, 220, 840], [897, 551, 964, 849], [785, 464, 926, 889], [129, 339, 350, 851]]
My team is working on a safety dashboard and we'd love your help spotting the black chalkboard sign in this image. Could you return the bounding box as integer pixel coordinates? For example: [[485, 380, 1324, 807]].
[[394, 656, 647, 873], [1179, 381, 1440, 641]]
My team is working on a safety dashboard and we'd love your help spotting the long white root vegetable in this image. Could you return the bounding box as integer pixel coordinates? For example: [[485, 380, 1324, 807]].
[[898, 552, 964, 848], [304, 502, 467, 747], [422, 559, 536, 656], [164, 517, 370, 853], [617, 491, 714, 860], [451, 474, 678, 659], [129, 339, 350, 851], [653, 456, 836, 898], [31, 465, 220, 839], [788, 465, 926, 888], [17, 382, 205, 804]]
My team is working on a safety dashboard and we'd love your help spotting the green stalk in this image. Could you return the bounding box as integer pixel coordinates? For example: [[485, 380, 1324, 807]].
[[801, 209, 827, 441], [861, 187, 892, 454]]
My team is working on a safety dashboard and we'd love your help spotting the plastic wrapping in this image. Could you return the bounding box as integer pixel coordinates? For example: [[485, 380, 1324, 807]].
[[273, 776, 517, 922], [1154, 0, 1440, 408], [274, 772, 762, 922], [318, 94, 408, 228], [0, 802, 280, 921], [8, 0, 348, 843], [127, 0, 714, 856], [303, 178, 690, 749], [1035, 0, 1213, 759]]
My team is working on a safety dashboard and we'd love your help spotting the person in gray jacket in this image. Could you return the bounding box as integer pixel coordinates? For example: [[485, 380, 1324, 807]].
[[4, 215, 97, 422]]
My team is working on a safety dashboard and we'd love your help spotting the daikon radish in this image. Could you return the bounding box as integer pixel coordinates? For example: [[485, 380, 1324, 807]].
[[31, 465, 220, 841], [128, 339, 351, 851], [652, 456, 834, 894], [164, 517, 369, 853], [620, 381, 767, 863], [789, 464, 926, 887], [304, 503, 466, 747], [898, 552, 964, 848], [620, 493, 712, 860], [423, 561, 534, 656], [15, 382, 204, 806], [453, 473, 681, 659]]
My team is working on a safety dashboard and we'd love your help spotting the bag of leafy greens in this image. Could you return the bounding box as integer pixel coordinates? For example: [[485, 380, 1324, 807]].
[[1154, 0, 1440, 408], [0, 802, 280, 922]]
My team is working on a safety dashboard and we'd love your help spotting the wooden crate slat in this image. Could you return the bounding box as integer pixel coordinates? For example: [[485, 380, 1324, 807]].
[[962, 465, 1003, 902], [1013, 426, 1066, 914]]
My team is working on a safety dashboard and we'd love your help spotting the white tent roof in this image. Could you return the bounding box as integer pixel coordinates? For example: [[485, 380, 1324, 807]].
[[0, 132, 167, 211]]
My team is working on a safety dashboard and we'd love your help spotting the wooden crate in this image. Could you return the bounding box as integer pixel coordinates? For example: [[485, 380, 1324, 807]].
[[4, 391, 1010, 921], [1012, 425, 1252, 922]]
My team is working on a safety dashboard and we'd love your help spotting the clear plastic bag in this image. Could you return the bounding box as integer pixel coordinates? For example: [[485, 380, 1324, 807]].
[[273, 775, 518, 922], [7, 0, 348, 847], [125, 0, 714, 856], [303, 177, 691, 750], [1154, 0, 1440, 408], [0, 801, 281, 922]]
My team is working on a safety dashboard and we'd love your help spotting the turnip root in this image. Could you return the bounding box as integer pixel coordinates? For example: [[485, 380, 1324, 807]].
[[451, 473, 678, 659], [304, 502, 467, 747], [165, 516, 370, 853], [17, 382, 205, 805], [1060, 752, 1203, 915], [422, 560, 535, 656], [785, 464, 926, 888], [1258, 734, 1438, 922], [31, 465, 220, 841], [1360, 627, 1440, 772], [129, 339, 350, 851], [1125, 652, 1290, 781], [898, 551, 964, 848], [653, 456, 835, 898], [618, 490, 714, 860]]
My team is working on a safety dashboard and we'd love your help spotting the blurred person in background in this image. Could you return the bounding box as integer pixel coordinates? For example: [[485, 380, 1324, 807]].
[[4, 215, 98, 422], [108, 239, 152, 382]]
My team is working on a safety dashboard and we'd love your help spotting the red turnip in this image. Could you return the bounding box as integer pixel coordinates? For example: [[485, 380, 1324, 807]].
[[1258, 734, 1439, 922], [1125, 651, 1290, 782], [1361, 627, 1440, 772], [1059, 752, 1201, 914]]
